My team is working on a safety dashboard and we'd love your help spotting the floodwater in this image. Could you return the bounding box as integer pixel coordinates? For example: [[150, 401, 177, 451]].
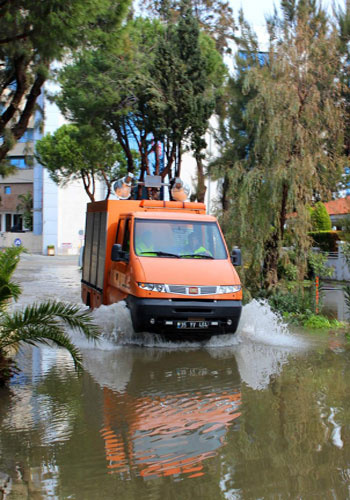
[[1, 255, 350, 499]]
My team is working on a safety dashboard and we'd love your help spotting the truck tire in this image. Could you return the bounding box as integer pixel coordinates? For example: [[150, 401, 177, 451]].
[[130, 311, 143, 333]]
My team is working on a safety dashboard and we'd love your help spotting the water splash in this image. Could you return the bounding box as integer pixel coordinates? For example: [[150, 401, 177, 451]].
[[88, 298, 305, 350], [235, 299, 303, 348]]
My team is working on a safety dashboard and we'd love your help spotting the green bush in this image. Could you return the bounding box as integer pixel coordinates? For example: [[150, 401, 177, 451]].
[[309, 231, 340, 252], [311, 201, 332, 231], [307, 251, 334, 279], [303, 315, 342, 329], [268, 287, 315, 316], [277, 260, 298, 281]]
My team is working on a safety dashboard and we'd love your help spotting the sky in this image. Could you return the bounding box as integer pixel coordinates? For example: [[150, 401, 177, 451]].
[[234, 0, 344, 27], [233, 0, 278, 26]]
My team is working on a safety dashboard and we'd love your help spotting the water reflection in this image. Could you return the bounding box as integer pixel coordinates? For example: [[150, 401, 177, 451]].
[[322, 286, 349, 321], [1, 327, 350, 498], [81, 334, 306, 480], [84, 348, 242, 479]]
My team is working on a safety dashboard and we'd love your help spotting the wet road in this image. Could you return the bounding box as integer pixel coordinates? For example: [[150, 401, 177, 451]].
[[1, 255, 350, 499]]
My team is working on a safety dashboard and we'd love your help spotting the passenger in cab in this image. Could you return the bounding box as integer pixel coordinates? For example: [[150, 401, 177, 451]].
[[135, 230, 156, 256]]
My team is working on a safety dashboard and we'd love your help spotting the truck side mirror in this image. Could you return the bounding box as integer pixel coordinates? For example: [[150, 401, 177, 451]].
[[231, 248, 242, 267], [111, 243, 123, 262]]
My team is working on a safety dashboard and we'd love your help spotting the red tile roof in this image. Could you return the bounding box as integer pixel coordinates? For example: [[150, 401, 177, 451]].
[[324, 196, 350, 216]]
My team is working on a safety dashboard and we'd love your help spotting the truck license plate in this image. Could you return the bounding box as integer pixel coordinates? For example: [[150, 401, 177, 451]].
[[176, 321, 209, 329]]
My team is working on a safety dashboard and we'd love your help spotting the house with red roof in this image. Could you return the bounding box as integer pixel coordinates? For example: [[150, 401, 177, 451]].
[[324, 196, 350, 230]]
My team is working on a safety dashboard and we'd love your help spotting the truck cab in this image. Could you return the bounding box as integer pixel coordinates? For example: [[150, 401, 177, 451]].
[[81, 199, 242, 338]]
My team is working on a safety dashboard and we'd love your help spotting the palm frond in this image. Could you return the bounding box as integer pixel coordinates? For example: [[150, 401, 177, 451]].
[[0, 300, 101, 371], [0, 321, 83, 370], [0, 246, 25, 279], [0, 279, 22, 308], [0, 246, 24, 309], [24, 301, 100, 340]]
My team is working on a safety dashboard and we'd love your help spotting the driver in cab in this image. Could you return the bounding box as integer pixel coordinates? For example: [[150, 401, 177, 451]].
[[184, 232, 212, 258]]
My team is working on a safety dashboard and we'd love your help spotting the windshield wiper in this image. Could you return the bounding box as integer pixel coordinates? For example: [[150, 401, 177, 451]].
[[180, 253, 214, 259], [140, 251, 180, 258]]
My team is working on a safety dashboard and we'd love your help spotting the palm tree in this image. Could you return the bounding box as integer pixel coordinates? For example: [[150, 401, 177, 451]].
[[0, 246, 100, 385], [16, 191, 33, 231]]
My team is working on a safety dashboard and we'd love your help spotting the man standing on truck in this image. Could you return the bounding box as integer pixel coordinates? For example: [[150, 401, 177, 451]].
[[135, 230, 156, 256]]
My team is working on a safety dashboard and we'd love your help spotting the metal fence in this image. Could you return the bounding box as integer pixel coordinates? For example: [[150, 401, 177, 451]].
[[324, 243, 350, 281]]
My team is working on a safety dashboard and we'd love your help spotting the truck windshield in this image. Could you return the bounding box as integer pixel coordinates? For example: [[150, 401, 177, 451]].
[[134, 220, 228, 259]]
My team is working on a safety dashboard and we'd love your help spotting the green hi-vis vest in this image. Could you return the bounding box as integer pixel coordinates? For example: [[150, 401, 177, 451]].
[[136, 240, 156, 256], [194, 246, 212, 257]]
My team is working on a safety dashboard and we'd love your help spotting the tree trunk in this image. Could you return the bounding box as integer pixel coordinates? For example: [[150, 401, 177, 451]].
[[101, 171, 111, 200], [154, 141, 160, 175], [262, 234, 279, 289], [0, 55, 27, 135], [196, 155, 207, 203], [0, 69, 46, 162], [221, 173, 230, 211], [262, 182, 289, 289], [115, 127, 135, 174], [161, 144, 176, 180], [81, 171, 95, 202]]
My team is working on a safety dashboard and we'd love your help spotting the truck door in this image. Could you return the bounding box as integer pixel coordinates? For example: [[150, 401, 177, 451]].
[[113, 217, 131, 294]]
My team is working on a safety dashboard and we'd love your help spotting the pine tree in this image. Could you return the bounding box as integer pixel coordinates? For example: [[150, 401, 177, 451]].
[[141, 0, 235, 54]]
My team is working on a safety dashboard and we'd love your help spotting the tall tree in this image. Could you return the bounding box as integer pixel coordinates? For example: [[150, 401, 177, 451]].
[[16, 191, 33, 231], [214, 2, 345, 291], [57, 18, 164, 184], [336, 1, 350, 191], [35, 125, 129, 202], [0, 0, 131, 172], [56, 9, 225, 199], [141, 0, 236, 54], [148, 1, 225, 187]]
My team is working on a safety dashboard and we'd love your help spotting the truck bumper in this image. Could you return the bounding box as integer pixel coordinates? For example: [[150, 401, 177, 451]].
[[126, 296, 242, 338]]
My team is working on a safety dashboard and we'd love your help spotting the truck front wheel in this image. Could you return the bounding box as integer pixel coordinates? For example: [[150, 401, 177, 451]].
[[130, 310, 143, 333]]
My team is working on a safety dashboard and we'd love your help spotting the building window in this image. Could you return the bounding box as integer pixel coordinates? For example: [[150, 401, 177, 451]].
[[8, 157, 29, 168], [4, 213, 22, 232], [4, 186, 11, 194], [5, 213, 11, 232], [12, 214, 23, 231]]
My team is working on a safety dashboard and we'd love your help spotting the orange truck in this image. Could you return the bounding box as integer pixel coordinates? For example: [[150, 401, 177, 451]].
[[81, 199, 242, 338]]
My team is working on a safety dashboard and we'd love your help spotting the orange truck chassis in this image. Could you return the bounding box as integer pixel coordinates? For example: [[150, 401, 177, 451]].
[[81, 199, 242, 339]]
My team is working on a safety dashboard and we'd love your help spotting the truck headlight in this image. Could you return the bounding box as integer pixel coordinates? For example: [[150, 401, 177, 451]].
[[217, 285, 241, 294], [138, 282, 166, 292]]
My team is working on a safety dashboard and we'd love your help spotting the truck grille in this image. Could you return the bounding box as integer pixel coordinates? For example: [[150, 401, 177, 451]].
[[167, 285, 217, 296]]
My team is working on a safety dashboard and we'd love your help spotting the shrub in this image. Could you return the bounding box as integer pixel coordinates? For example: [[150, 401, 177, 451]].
[[303, 315, 342, 329], [309, 231, 340, 252], [277, 260, 298, 281], [311, 202, 332, 231], [307, 251, 334, 279], [268, 286, 315, 316]]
